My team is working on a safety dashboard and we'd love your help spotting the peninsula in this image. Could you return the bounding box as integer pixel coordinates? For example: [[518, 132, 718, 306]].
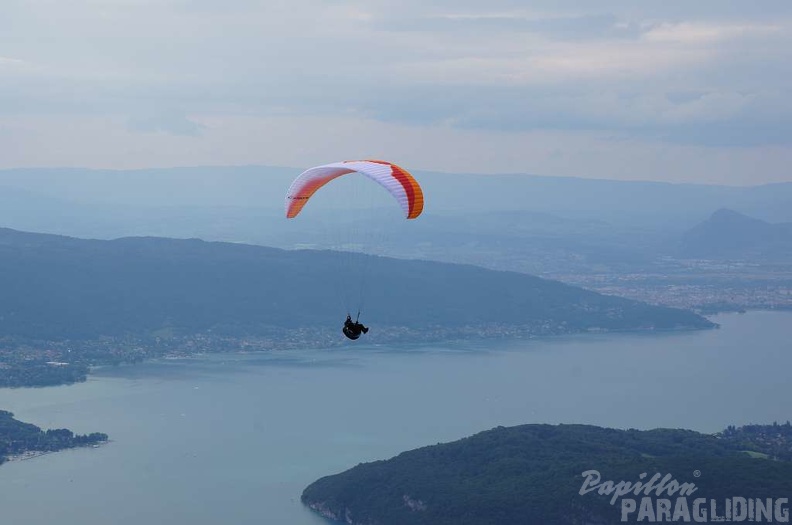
[[0, 410, 107, 466], [303, 423, 792, 525]]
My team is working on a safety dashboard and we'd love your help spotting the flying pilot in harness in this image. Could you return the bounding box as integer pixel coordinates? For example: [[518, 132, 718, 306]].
[[343, 314, 369, 340]]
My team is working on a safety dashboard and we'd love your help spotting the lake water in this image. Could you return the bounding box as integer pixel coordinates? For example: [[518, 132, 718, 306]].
[[1, 311, 790, 525]]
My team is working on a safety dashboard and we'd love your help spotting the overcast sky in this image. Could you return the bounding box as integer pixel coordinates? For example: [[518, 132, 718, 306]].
[[2, 0, 791, 184]]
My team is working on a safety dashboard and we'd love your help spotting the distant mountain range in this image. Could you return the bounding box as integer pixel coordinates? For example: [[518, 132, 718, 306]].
[[1, 166, 791, 222], [680, 209, 792, 260], [1, 166, 790, 278], [0, 227, 713, 341], [0, 167, 791, 240]]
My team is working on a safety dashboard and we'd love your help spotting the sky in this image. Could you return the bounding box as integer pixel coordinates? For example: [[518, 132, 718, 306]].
[[1, 0, 791, 184]]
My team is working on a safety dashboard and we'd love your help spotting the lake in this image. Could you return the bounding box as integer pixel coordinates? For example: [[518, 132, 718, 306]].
[[1, 311, 790, 525]]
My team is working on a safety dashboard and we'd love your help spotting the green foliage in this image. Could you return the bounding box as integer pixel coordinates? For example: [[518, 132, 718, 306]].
[[718, 422, 792, 461], [0, 227, 713, 341], [0, 410, 107, 464], [0, 362, 88, 388], [302, 424, 792, 525]]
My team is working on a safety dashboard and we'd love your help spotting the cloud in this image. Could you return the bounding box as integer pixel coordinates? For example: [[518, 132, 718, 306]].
[[1, 0, 792, 180], [350, 84, 792, 148], [127, 111, 204, 137], [3, 113, 791, 186], [378, 12, 631, 40], [643, 21, 780, 44], [0, 56, 26, 66]]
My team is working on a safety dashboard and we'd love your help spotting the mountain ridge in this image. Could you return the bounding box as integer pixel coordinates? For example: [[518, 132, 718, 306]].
[[1, 166, 791, 221], [0, 226, 713, 341], [680, 208, 792, 260]]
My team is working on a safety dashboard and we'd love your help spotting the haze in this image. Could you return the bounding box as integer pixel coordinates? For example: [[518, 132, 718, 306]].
[[2, 0, 792, 184]]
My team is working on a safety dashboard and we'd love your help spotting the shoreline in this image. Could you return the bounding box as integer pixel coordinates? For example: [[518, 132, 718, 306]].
[[5, 450, 56, 462], [3, 441, 109, 465]]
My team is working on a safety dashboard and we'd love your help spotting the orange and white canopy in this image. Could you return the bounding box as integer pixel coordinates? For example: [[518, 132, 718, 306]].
[[285, 160, 424, 219]]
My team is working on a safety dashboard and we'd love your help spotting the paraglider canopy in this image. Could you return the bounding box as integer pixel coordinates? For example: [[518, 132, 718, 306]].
[[285, 160, 424, 219]]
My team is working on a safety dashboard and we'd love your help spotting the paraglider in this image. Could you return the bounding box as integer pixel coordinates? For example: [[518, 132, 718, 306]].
[[343, 314, 369, 340], [285, 160, 424, 220], [285, 160, 424, 340]]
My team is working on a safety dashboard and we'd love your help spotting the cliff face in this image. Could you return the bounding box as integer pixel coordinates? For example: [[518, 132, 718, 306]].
[[305, 501, 346, 522]]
